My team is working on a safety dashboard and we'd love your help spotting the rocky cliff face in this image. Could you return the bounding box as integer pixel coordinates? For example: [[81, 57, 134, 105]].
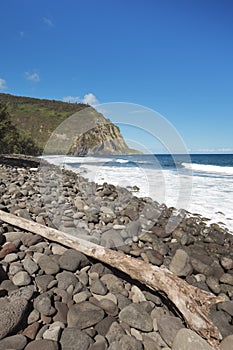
[[70, 123, 132, 156]]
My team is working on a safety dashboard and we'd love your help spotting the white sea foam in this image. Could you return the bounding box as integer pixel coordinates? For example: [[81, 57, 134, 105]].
[[41, 155, 233, 233], [182, 162, 233, 175]]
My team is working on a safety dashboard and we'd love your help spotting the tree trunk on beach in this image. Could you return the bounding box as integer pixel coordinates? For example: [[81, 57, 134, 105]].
[[0, 210, 224, 348]]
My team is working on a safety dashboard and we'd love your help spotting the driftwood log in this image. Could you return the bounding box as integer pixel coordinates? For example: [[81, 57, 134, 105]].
[[0, 210, 224, 348]]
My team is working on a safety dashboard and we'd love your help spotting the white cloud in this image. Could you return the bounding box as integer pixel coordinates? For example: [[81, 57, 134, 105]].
[[82, 93, 99, 106], [43, 17, 54, 27], [25, 72, 40, 83], [0, 78, 7, 91], [63, 93, 99, 106]]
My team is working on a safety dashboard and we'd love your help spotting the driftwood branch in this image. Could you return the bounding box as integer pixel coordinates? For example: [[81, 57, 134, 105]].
[[0, 210, 224, 348]]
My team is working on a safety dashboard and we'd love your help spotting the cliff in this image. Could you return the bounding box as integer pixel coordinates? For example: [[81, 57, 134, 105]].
[[70, 123, 131, 156], [0, 93, 140, 155]]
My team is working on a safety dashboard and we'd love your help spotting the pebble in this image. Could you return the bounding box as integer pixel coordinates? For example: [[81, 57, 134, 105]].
[[169, 249, 193, 277], [23, 256, 39, 275], [60, 328, 93, 350], [119, 304, 153, 332], [12, 270, 31, 286], [0, 334, 27, 350], [157, 315, 184, 347], [59, 249, 84, 271], [67, 301, 105, 329], [24, 339, 59, 350], [172, 328, 212, 350], [38, 255, 60, 275]]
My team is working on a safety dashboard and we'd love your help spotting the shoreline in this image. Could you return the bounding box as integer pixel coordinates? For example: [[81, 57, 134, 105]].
[[0, 154, 233, 349]]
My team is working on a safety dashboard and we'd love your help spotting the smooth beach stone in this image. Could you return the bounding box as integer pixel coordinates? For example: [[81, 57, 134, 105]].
[[90, 279, 108, 295], [0, 296, 28, 339], [218, 300, 233, 316], [220, 335, 233, 350], [94, 315, 116, 336], [58, 249, 84, 271], [67, 301, 105, 329], [38, 255, 60, 275], [157, 315, 185, 347], [106, 322, 126, 343], [56, 271, 79, 290], [0, 334, 27, 350], [169, 249, 193, 277], [24, 339, 59, 350], [23, 256, 39, 274], [172, 329, 213, 350], [98, 298, 118, 315], [35, 274, 55, 292], [33, 292, 56, 316], [60, 327, 93, 350], [119, 335, 143, 350], [119, 304, 153, 332], [100, 274, 125, 294]]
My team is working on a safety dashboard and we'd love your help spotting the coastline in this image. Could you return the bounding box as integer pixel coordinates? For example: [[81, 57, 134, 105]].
[[0, 154, 233, 349]]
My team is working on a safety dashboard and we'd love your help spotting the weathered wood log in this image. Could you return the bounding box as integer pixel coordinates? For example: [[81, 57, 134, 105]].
[[0, 210, 224, 348]]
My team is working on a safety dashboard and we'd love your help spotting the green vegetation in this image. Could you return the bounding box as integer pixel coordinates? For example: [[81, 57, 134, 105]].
[[0, 93, 141, 156], [0, 93, 90, 151], [0, 102, 39, 155]]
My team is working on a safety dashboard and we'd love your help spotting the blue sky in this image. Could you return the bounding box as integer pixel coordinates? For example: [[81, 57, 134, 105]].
[[1, 0, 233, 153]]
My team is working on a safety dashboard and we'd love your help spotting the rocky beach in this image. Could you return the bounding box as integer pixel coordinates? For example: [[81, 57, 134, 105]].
[[0, 155, 233, 350]]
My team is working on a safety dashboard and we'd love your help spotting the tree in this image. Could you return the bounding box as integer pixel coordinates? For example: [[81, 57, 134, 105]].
[[0, 102, 39, 155]]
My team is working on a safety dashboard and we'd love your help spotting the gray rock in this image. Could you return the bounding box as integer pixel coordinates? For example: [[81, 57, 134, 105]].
[[60, 327, 93, 350], [73, 290, 90, 303], [35, 275, 55, 292], [210, 309, 233, 338], [172, 329, 212, 350], [206, 276, 221, 294], [119, 304, 153, 332], [115, 293, 132, 310], [58, 249, 85, 271], [220, 273, 233, 286], [56, 271, 79, 290], [218, 300, 233, 316], [4, 252, 18, 263], [23, 256, 39, 275], [169, 249, 193, 277], [4, 231, 26, 242], [157, 315, 184, 347], [38, 255, 60, 275], [98, 298, 118, 316], [90, 279, 108, 295], [21, 233, 42, 247], [0, 334, 27, 350], [119, 335, 143, 350], [0, 296, 28, 339], [220, 257, 233, 270], [106, 322, 126, 343], [24, 339, 59, 350], [67, 301, 105, 329], [94, 315, 116, 336], [12, 270, 31, 286], [43, 322, 64, 341], [101, 274, 126, 294], [220, 335, 233, 350], [28, 309, 40, 324], [100, 229, 125, 248], [34, 292, 56, 316]]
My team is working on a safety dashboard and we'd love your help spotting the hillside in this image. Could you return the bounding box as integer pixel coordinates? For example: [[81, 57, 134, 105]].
[[0, 93, 138, 155]]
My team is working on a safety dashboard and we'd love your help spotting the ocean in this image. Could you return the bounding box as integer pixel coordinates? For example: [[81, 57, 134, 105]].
[[42, 154, 233, 234]]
